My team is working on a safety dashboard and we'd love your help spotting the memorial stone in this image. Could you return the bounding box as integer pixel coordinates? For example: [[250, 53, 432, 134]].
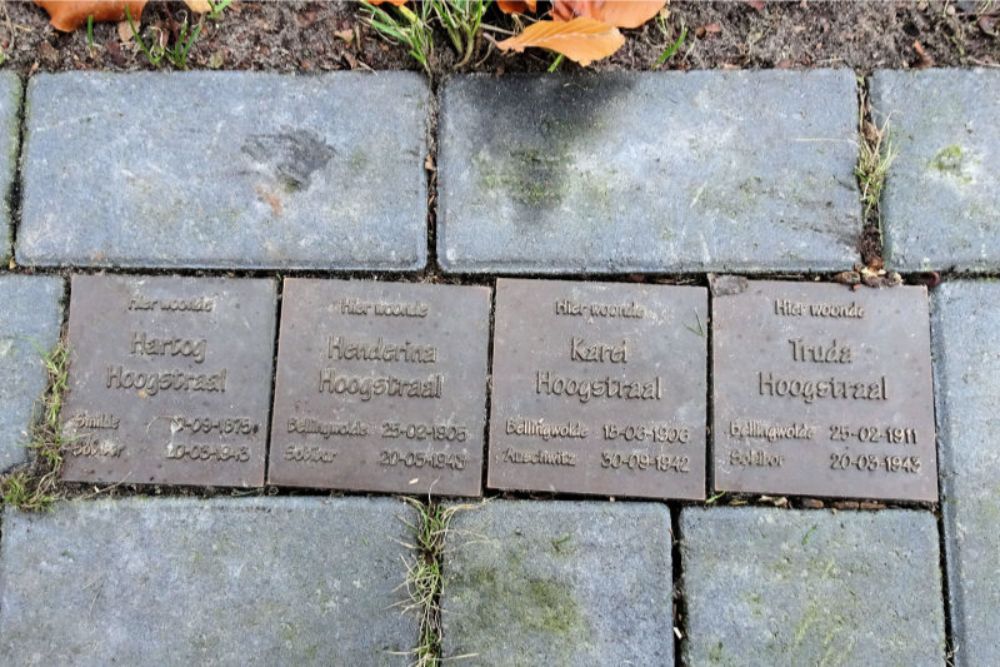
[[60, 275, 276, 487], [489, 279, 707, 499], [712, 280, 937, 501], [268, 279, 490, 496]]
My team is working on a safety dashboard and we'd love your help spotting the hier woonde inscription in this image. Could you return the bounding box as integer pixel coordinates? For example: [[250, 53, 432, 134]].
[[61, 275, 277, 487], [488, 279, 707, 500], [267, 279, 490, 496], [712, 280, 938, 501]]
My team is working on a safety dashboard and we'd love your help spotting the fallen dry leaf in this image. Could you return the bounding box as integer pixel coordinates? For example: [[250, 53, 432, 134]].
[[497, 0, 537, 13], [116, 19, 132, 43], [979, 15, 997, 37], [183, 0, 211, 13], [695, 22, 722, 38], [551, 0, 667, 29], [912, 39, 934, 68], [34, 0, 148, 32], [334, 28, 354, 44], [911, 271, 942, 289], [497, 16, 624, 66]]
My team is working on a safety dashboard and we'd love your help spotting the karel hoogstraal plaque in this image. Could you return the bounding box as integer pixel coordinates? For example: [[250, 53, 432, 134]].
[[488, 278, 707, 500]]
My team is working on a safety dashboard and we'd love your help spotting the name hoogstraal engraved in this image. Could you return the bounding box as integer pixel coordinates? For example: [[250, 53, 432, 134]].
[[267, 279, 490, 496], [712, 280, 938, 501], [61, 275, 277, 487], [488, 279, 707, 500]]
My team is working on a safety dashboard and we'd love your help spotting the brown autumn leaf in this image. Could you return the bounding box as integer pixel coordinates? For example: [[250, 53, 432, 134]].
[[912, 40, 934, 68], [497, 0, 537, 13], [497, 16, 624, 66], [116, 19, 132, 43], [551, 0, 667, 29], [184, 0, 212, 13], [34, 0, 148, 32]]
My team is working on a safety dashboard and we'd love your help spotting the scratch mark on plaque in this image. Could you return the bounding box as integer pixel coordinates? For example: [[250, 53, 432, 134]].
[[684, 310, 706, 338]]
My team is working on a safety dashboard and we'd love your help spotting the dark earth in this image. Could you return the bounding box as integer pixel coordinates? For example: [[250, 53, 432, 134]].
[[0, 0, 996, 75]]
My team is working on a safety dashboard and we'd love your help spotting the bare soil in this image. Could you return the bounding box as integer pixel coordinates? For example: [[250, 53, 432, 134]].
[[0, 1, 996, 76]]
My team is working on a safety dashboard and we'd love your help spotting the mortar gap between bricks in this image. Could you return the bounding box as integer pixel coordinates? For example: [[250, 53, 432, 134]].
[[929, 296, 957, 665], [0, 274, 71, 513], [671, 503, 688, 667], [5, 74, 27, 268], [855, 71, 894, 271], [480, 277, 497, 497], [424, 76, 442, 278], [261, 276, 284, 487]]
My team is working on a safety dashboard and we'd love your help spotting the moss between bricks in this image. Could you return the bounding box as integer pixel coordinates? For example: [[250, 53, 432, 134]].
[[0, 338, 70, 511]]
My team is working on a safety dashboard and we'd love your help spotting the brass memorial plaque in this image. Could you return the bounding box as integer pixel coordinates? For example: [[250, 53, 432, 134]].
[[268, 279, 490, 496], [712, 280, 938, 501], [488, 279, 708, 500], [61, 275, 276, 487]]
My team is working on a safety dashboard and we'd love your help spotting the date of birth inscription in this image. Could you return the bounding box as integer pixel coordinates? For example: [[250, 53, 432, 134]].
[[170, 416, 261, 436], [602, 423, 691, 444], [381, 422, 469, 442], [829, 425, 917, 445], [830, 453, 922, 474]]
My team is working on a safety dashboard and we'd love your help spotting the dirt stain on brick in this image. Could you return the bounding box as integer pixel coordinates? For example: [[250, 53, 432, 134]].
[[241, 128, 336, 193]]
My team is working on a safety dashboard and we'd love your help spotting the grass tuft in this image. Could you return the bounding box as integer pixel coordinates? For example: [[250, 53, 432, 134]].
[[855, 98, 896, 219], [126, 3, 230, 70], [397, 497, 478, 667], [431, 0, 491, 68], [0, 341, 71, 512], [654, 20, 687, 68], [361, 0, 493, 76], [362, 1, 436, 76]]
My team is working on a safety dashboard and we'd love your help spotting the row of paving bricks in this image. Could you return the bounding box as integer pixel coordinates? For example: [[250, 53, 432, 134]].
[[0, 499, 944, 665], [0, 68, 995, 273], [0, 276, 998, 664]]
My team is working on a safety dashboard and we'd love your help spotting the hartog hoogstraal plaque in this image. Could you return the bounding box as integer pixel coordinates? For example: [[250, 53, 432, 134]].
[[488, 279, 707, 500], [61, 275, 277, 487], [267, 279, 490, 496], [712, 280, 937, 501]]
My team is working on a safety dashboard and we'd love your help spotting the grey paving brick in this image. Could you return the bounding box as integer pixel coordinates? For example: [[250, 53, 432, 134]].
[[680, 507, 945, 667], [872, 69, 1000, 272], [17, 72, 429, 270], [0, 275, 63, 472], [0, 73, 19, 262], [441, 500, 673, 665], [438, 71, 860, 274], [0, 497, 417, 666], [932, 281, 1000, 666]]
